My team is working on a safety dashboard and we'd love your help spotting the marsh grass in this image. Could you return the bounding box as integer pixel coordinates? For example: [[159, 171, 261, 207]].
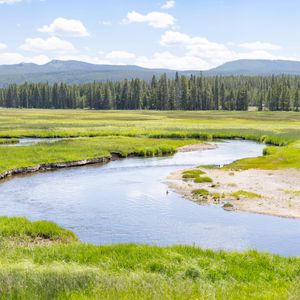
[[230, 190, 262, 200], [194, 176, 213, 183], [0, 136, 197, 175], [0, 138, 18, 145], [192, 189, 209, 196], [182, 169, 206, 179], [0, 109, 300, 171], [284, 190, 300, 196], [0, 222, 299, 299], [0, 217, 77, 243]]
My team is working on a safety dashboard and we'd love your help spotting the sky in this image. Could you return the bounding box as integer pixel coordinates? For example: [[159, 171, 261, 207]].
[[0, 0, 299, 70]]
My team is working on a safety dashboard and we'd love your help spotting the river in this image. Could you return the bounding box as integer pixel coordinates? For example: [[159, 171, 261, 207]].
[[0, 140, 299, 256]]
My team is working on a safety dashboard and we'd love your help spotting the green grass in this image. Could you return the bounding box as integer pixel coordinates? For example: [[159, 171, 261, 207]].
[[182, 169, 206, 179], [192, 189, 210, 196], [0, 138, 18, 145], [227, 143, 300, 170], [0, 216, 77, 243], [230, 190, 262, 200], [223, 203, 235, 209], [0, 109, 299, 171], [0, 136, 197, 175], [194, 176, 213, 183], [0, 217, 299, 299], [284, 190, 300, 196]]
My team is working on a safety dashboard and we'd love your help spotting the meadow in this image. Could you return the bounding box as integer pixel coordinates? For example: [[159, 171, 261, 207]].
[[0, 109, 300, 173], [0, 109, 300, 299], [0, 217, 299, 299]]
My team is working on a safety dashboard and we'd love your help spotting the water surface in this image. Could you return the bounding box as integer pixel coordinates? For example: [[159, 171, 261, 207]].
[[1, 140, 300, 256], [1, 138, 61, 147]]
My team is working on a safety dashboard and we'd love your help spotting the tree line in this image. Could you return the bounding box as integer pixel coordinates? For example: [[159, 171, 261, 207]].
[[0, 73, 299, 111]]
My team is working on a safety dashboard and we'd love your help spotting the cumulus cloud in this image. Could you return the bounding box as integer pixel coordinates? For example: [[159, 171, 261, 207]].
[[161, 0, 175, 10], [239, 41, 281, 51], [135, 51, 210, 70], [0, 0, 22, 4], [38, 17, 90, 37], [20, 37, 75, 52], [160, 31, 234, 66], [123, 11, 175, 28], [0, 52, 50, 65], [158, 30, 292, 69]]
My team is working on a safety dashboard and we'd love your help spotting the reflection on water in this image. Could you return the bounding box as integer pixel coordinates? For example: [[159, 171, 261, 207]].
[[0, 140, 300, 256]]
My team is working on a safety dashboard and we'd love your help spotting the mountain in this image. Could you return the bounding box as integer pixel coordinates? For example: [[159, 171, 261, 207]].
[[1, 59, 300, 87], [0, 60, 181, 87], [205, 59, 300, 76]]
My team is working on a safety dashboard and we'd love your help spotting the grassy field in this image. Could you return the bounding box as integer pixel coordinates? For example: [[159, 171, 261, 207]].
[[0, 217, 299, 299], [0, 109, 300, 172], [0, 136, 196, 174]]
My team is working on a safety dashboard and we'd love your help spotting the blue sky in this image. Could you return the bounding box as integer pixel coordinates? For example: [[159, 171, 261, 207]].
[[0, 0, 299, 70]]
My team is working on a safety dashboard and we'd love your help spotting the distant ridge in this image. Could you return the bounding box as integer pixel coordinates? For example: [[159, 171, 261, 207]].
[[1, 59, 300, 86], [206, 59, 300, 76]]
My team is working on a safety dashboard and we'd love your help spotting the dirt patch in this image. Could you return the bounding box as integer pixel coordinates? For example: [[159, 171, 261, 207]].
[[166, 168, 300, 219], [177, 143, 217, 152]]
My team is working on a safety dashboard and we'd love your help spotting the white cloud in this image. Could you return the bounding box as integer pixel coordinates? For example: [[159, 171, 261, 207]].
[[0, 0, 22, 4], [105, 51, 136, 60], [160, 31, 234, 67], [0, 52, 50, 65], [0, 43, 8, 50], [161, 0, 175, 10], [239, 41, 281, 51], [123, 11, 175, 28], [20, 37, 75, 52], [158, 31, 294, 69], [135, 51, 210, 70], [38, 17, 90, 37]]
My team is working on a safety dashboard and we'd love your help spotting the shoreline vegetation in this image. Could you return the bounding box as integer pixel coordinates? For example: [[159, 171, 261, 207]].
[[0, 136, 199, 181], [0, 216, 299, 299], [0, 109, 300, 298]]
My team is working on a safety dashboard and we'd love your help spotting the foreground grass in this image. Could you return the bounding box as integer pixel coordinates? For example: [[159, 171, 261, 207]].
[[0, 217, 299, 299]]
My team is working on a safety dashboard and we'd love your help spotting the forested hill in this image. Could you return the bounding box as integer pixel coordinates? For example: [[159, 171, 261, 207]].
[[2, 59, 300, 86], [1, 74, 299, 111], [0, 60, 182, 87], [206, 59, 300, 76]]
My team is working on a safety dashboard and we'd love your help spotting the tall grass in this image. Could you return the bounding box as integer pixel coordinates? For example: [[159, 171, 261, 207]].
[[0, 217, 299, 299]]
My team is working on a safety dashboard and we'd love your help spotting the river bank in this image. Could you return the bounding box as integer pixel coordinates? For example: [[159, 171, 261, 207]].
[[167, 167, 300, 219]]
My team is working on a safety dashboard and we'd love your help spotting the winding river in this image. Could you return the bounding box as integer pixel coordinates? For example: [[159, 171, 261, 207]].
[[1, 140, 300, 256]]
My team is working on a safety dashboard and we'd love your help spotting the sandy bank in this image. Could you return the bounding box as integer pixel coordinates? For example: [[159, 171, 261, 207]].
[[166, 168, 300, 219], [177, 143, 217, 152]]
